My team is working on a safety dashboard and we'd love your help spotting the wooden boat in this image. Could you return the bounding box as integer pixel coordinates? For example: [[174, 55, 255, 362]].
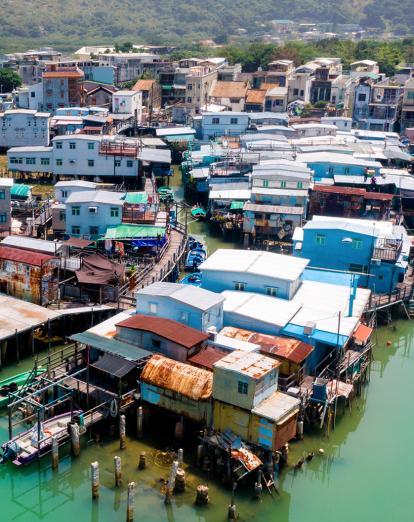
[[185, 247, 207, 271], [1, 410, 82, 466], [187, 236, 204, 251], [191, 207, 207, 220], [0, 369, 46, 409], [157, 186, 174, 203]]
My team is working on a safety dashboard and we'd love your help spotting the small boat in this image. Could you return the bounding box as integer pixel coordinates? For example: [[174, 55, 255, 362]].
[[185, 247, 207, 271], [180, 273, 202, 286], [0, 369, 46, 409], [187, 236, 204, 251], [191, 207, 207, 220], [1, 410, 82, 466], [158, 186, 174, 202]]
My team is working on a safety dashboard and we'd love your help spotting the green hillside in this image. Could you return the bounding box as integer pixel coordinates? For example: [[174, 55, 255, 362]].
[[0, 0, 412, 52]]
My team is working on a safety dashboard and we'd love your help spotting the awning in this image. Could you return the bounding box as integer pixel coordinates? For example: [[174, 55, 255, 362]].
[[64, 237, 95, 248], [123, 192, 148, 204], [104, 224, 166, 240], [91, 352, 136, 378], [230, 201, 245, 210], [11, 184, 31, 198], [352, 323, 373, 346]]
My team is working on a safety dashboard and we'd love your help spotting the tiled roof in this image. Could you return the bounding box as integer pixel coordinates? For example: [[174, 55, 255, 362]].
[[210, 81, 248, 99], [0, 245, 55, 267]]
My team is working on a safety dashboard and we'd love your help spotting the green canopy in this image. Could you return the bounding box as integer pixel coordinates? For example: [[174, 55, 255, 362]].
[[11, 184, 31, 198], [123, 192, 148, 204], [230, 201, 245, 210], [104, 224, 165, 240]]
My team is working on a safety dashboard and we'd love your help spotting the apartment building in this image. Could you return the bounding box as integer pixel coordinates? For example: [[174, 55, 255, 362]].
[[42, 67, 84, 112], [0, 109, 50, 148]]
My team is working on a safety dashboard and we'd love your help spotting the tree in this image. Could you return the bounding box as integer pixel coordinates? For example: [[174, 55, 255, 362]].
[[0, 69, 22, 92]]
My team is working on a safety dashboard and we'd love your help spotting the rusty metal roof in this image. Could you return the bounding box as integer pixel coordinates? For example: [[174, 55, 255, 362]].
[[0, 245, 56, 267], [116, 314, 208, 349], [188, 346, 228, 371], [141, 354, 213, 400], [220, 326, 313, 364], [352, 323, 373, 345], [213, 350, 279, 379]]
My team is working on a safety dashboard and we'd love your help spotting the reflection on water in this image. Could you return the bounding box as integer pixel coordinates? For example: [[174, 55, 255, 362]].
[[0, 320, 412, 521]]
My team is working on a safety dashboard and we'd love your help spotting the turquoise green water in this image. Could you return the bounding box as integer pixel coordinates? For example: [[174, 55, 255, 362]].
[[0, 320, 413, 521]]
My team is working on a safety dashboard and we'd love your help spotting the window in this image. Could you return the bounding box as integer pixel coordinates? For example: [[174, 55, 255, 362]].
[[0, 213, 7, 223], [88, 142, 95, 150], [263, 179, 269, 188], [280, 181, 286, 188], [41, 158, 50, 165], [234, 281, 245, 291], [149, 302, 158, 314], [0, 190, 5, 200], [187, 97, 192, 103], [126, 160, 133, 168], [69, 142, 76, 149], [61, 190, 68, 198], [56, 159, 62, 166], [90, 226, 99, 236], [351, 238, 363, 250], [88, 160, 95, 167], [152, 339, 161, 349], [25, 157, 36, 165], [230, 118, 238, 124], [344, 167, 350, 174], [212, 117, 220, 124], [297, 181, 303, 189], [266, 286, 278, 297], [407, 91, 414, 100], [358, 93, 367, 102], [55, 142, 62, 149], [114, 159, 121, 167], [72, 206, 80, 216], [110, 207, 119, 217], [315, 234, 326, 246], [71, 226, 80, 235], [187, 84, 193, 91], [238, 381, 248, 395], [293, 88, 299, 96], [59, 211, 65, 221], [328, 167, 334, 174]]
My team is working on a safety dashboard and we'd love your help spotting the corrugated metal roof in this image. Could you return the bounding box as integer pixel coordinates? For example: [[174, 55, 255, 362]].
[[0, 245, 56, 267], [11, 184, 31, 197], [117, 314, 209, 348], [137, 282, 225, 310], [70, 331, 151, 361], [188, 346, 227, 370], [91, 352, 137, 377], [65, 190, 124, 206], [252, 390, 300, 423], [213, 350, 279, 379], [1, 236, 62, 254], [123, 192, 148, 204], [141, 354, 212, 400], [104, 224, 165, 240]]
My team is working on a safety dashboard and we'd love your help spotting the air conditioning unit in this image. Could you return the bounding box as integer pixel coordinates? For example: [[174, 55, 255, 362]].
[[304, 321, 316, 335], [69, 159, 76, 164], [88, 206, 98, 214]]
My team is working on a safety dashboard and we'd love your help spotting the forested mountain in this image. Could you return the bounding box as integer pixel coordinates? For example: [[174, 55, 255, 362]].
[[0, 0, 412, 52]]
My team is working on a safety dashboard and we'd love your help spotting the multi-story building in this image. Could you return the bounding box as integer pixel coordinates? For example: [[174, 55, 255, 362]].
[[0, 109, 50, 148], [42, 67, 84, 112], [367, 79, 403, 131], [352, 77, 374, 129], [400, 77, 414, 133], [97, 53, 165, 83], [185, 65, 218, 114], [112, 90, 143, 122], [0, 179, 13, 237], [251, 60, 294, 89], [209, 81, 249, 112]]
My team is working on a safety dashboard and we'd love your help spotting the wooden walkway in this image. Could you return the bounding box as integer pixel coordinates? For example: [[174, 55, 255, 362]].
[[366, 267, 414, 312]]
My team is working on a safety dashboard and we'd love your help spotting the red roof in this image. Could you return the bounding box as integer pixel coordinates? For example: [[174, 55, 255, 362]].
[[116, 314, 209, 349], [249, 333, 314, 364], [43, 71, 84, 79], [352, 323, 373, 345], [364, 191, 393, 201], [313, 185, 393, 201], [0, 245, 56, 267], [188, 346, 228, 370]]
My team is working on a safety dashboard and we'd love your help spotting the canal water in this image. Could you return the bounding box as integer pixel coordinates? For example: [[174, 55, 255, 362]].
[[0, 170, 412, 521]]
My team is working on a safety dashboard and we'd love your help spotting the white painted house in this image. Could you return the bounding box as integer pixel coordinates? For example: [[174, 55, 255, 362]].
[[112, 90, 143, 122], [0, 109, 50, 148], [54, 180, 98, 203], [65, 190, 124, 238]]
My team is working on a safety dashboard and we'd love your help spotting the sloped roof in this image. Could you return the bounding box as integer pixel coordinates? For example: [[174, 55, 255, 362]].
[[133, 79, 156, 91], [0, 245, 55, 267], [137, 282, 225, 310], [141, 354, 213, 400], [246, 89, 266, 104], [210, 81, 248, 99], [117, 314, 208, 348]]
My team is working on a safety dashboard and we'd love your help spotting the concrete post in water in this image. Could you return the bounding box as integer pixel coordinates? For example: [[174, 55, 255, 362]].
[[70, 423, 80, 457], [137, 406, 144, 439], [51, 436, 59, 470], [126, 482, 135, 522], [164, 460, 178, 505], [254, 470, 262, 499], [138, 451, 146, 470], [177, 448, 184, 467], [174, 467, 186, 493], [196, 444, 203, 467], [195, 485, 209, 505], [91, 461, 100, 500], [119, 414, 126, 450], [114, 455, 122, 487], [297, 419, 304, 440], [174, 416, 184, 440]]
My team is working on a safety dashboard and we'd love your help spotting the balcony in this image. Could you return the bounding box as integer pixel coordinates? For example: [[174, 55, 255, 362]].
[[372, 238, 402, 262]]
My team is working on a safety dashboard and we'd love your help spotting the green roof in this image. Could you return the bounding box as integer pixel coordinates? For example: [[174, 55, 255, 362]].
[[70, 332, 151, 361], [230, 201, 245, 210], [11, 184, 31, 197], [104, 224, 165, 240], [123, 192, 148, 204]]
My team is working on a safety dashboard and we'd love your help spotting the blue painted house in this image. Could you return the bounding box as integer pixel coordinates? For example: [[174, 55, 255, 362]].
[[293, 216, 410, 294], [136, 282, 225, 332], [296, 152, 382, 181]]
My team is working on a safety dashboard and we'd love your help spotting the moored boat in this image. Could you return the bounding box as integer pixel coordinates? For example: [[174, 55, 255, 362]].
[[0, 369, 46, 409], [180, 273, 202, 286], [185, 247, 207, 271], [191, 207, 207, 220], [1, 410, 82, 466]]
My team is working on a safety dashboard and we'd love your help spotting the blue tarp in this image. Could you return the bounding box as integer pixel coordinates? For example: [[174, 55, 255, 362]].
[[132, 236, 167, 248]]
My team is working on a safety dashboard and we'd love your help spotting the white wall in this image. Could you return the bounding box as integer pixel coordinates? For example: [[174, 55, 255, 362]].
[[0, 111, 50, 148]]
